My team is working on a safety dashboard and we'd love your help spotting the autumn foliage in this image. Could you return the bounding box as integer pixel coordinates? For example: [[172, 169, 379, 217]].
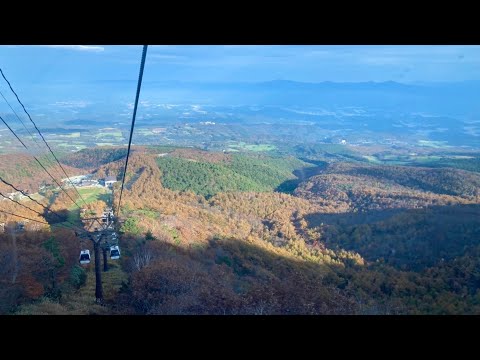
[[3, 147, 480, 314]]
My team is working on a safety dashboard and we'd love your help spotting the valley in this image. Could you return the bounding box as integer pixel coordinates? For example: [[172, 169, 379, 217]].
[[2, 142, 480, 314]]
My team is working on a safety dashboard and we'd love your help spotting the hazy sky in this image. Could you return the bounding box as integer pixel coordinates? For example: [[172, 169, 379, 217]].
[[0, 45, 479, 84]]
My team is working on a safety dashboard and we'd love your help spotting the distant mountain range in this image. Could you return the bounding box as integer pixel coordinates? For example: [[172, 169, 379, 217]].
[[15, 80, 479, 117]]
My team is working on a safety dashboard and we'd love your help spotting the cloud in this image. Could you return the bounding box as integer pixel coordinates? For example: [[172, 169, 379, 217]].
[[41, 45, 105, 52]]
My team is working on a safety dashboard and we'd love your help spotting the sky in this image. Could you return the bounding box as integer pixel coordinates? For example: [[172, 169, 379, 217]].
[[0, 45, 479, 84]]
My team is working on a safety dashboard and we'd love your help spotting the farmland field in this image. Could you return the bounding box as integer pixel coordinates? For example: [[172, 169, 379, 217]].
[[227, 141, 277, 152]]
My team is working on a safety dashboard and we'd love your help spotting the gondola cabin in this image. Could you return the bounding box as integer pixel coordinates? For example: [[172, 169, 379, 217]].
[[79, 250, 91, 264], [110, 245, 120, 260]]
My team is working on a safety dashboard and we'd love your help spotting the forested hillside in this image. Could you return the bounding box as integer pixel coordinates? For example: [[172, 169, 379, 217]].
[[60, 147, 127, 169], [295, 162, 480, 212], [311, 205, 480, 271], [104, 151, 480, 314], [0, 153, 82, 193], [3, 147, 480, 315], [156, 150, 309, 196]]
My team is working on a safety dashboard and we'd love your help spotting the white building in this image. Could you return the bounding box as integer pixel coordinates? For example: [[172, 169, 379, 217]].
[[104, 176, 117, 188], [62, 174, 90, 187], [80, 179, 99, 187]]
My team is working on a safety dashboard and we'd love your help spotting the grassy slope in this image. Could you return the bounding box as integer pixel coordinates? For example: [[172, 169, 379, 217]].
[[63, 187, 109, 225]]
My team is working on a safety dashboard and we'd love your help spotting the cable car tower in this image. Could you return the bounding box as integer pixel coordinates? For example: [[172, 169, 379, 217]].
[[77, 209, 120, 304]]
